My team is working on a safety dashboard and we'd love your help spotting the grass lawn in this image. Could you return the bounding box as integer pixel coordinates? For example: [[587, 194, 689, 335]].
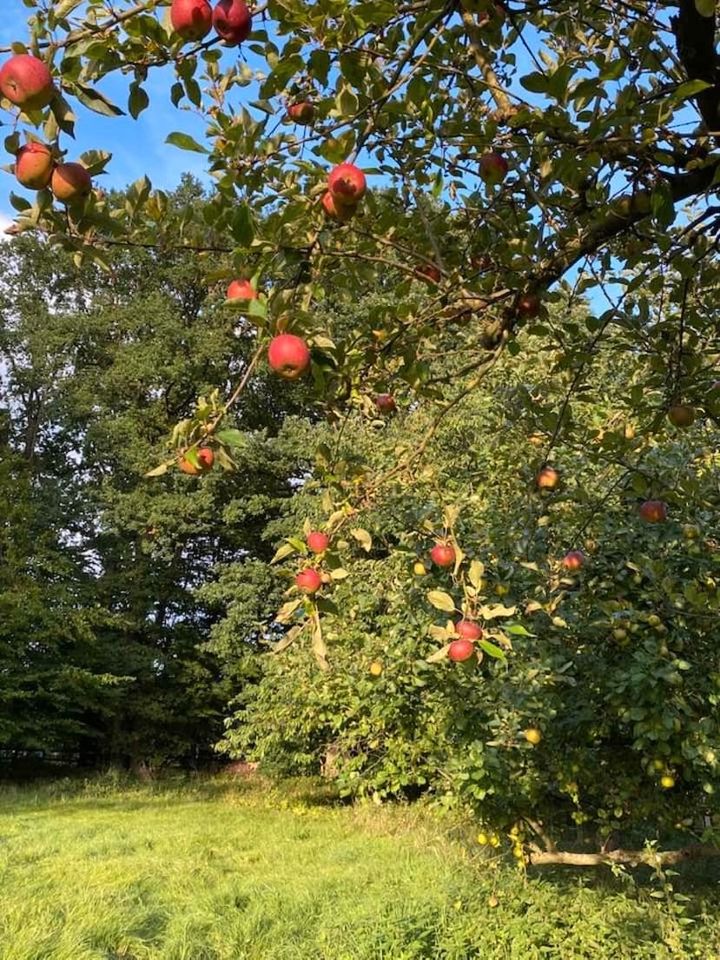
[[0, 776, 719, 960]]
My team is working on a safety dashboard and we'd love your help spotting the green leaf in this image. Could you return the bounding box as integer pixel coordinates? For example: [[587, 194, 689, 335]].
[[165, 132, 209, 154], [271, 624, 304, 653], [311, 616, 329, 670], [329, 568, 349, 580], [144, 463, 168, 478], [215, 428, 247, 449], [275, 598, 302, 623], [72, 83, 125, 117], [506, 624, 535, 637], [427, 590, 456, 613], [519, 72, 549, 94], [479, 639, 506, 659], [426, 644, 450, 663], [351, 528, 372, 552], [695, 0, 715, 16], [271, 542, 296, 564], [128, 82, 149, 119]]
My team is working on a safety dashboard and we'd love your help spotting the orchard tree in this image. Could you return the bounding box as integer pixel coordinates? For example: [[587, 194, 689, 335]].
[[3, 0, 720, 861]]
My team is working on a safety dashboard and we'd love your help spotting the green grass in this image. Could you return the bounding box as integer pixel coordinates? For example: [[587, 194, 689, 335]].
[[0, 776, 719, 960]]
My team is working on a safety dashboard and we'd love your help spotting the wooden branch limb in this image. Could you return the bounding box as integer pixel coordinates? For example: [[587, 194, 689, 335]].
[[528, 845, 720, 868], [672, 0, 720, 132], [461, 9, 512, 115]]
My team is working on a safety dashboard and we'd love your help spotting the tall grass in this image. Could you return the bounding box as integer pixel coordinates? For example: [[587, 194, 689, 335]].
[[0, 774, 718, 959]]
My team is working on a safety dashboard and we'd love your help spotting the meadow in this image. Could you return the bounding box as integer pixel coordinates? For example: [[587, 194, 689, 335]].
[[0, 776, 719, 960]]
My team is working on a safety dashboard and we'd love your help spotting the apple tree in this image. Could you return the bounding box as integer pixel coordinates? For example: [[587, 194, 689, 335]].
[[3, 0, 720, 861]]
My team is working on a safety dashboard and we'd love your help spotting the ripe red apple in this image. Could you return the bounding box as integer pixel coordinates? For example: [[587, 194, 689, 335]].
[[562, 550, 584, 572], [15, 142, 53, 190], [516, 292, 541, 318], [268, 333, 311, 380], [456, 619, 483, 641], [448, 639, 476, 662], [287, 101, 315, 124], [639, 500, 668, 523], [328, 163, 367, 207], [430, 543, 456, 568], [536, 466, 560, 491], [322, 191, 356, 223], [0, 55, 55, 111], [197, 447, 214, 471], [170, 0, 213, 40], [667, 404, 695, 428], [375, 394, 396, 414], [212, 0, 252, 45], [307, 531, 329, 554], [51, 163, 92, 204], [296, 568, 322, 594], [479, 152, 508, 185], [227, 279, 257, 300], [415, 264, 442, 284]]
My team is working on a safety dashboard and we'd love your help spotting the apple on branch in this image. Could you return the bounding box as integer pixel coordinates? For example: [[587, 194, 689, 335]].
[[535, 465, 560, 491], [456, 620, 483, 641], [430, 543, 456, 568], [328, 163, 367, 208], [268, 333, 311, 380], [639, 500, 668, 523], [479, 152, 508, 185], [15, 143, 53, 190], [227, 279, 257, 300], [0, 54, 55, 111], [667, 404, 695, 428], [296, 568, 322, 594], [51, 163, 92, 205], [307, 531, 330, 554], [322, 191, 356, 223], [213, 0, 252, 46], [287, 101, 315, 125], [170, 0, 213, 40], [448, 639, 476, 662]]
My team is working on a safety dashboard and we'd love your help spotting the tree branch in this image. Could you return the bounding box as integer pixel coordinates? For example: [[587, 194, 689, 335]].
[[528, 844, 720, 868]]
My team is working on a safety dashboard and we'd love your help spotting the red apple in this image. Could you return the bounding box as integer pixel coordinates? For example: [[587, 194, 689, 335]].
[[287, 101, 315, 124], [15, 142, 53, 190], [227, 279, 257, 300], [322, 191, 356, 223], [448, 639, 476, 662], [639, 500, 668, 523], [536, 466, 560, 491], [667, 404, 695, 428], [0, 55, 55, 111], [375, 394, 396, 414], [178, 458, 201, 476], [456, 620, 483, 641], [562, 550, 584, 572], [170, 0, 213, 40], [51, 163, 92, 204], [268, 333, 311, 380], [415, 264, 442, 284], [296, 568, 322, 593], [479, 151, 508, 185], [430, 543, 456, 568], [197, 447, 214, 471], [212, 0, 252, 45], [307, 531, 330, 553], [328, 163, 367, 207], [516, 292, 541, 318]]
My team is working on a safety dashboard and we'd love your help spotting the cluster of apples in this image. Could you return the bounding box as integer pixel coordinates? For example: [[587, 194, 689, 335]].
[[178, 447, 215, 475], [295, 531, 330, 594], [0, 54, 92, 204], [321, 162, 367, 223], [171, 0, 251, 45]]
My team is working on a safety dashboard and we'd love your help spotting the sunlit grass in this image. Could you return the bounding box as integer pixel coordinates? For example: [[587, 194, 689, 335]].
[[0, 775, 718, 959]]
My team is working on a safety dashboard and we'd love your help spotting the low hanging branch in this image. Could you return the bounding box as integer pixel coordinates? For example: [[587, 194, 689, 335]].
[[527, 844, 720, 868]]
